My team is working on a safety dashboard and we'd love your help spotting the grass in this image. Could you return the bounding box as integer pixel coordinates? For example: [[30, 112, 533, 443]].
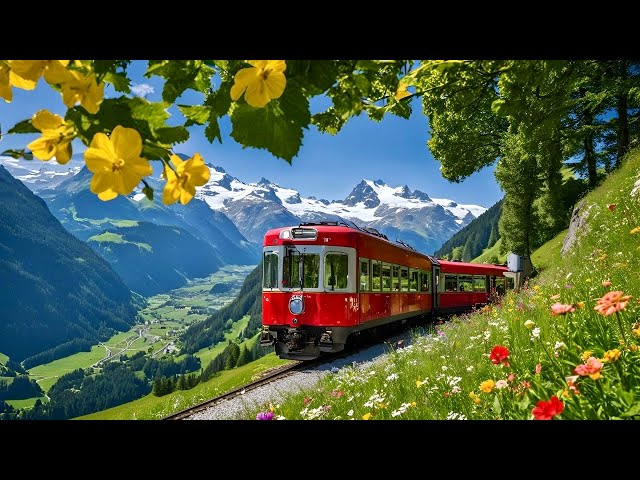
[[238, 149, 640, 421], [87, 231, 152, 252], [5, 397, 47, 409], [189, 315, 251, 367], [0, 352, 9, 364], [28, 346, 108, 392], [531, 228, 568, 273], [473, 238, 508, 264], [77, 353, 290, 420]]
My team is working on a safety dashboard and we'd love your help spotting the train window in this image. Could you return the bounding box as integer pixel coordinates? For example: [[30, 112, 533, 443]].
[[506, 277, 515, 290], [420, 271, 429, 292], [382, 263, 392, 292], [359, 258, 370, 292], [263, 251, 278, 289], [409, 269, 418, 292], [444, 274, 458, 292], [495, 277, 506, 295], [392, 265, 400, 291], [372, 260, 382, 291], [283, 252, 320, 289], [400, 267, 409, 291], [325, 252, 348, 290], [458, 275, 473, 292], [473, 275, 486, 292]]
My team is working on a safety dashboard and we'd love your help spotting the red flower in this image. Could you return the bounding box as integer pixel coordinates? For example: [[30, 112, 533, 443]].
[[608, 204, 616, 213], [532, 395, 564, 420], [489, 345, 510, 367]]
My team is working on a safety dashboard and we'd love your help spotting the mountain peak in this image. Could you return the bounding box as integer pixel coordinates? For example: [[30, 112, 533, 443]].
[[344, 180, 380, 208], [257, 177, 272, 187]]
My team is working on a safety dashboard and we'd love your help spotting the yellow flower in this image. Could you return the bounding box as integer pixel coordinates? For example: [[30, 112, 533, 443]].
[[633, 328, 640, 338], [394, 83, 411, 101], [469, 391, 481, 404], [61, 70, 104, 114], [8, 60, 70, 89], [26, 110, 75, 164], [84, 126, 152, 201], [581, 350, 593, 362], [410, 402, 416, 407], [416, 379, 425, 388], [630, 227, 640, 235], [362, 413, 372, 420], [230, 60, 286, 108], [589, 372, 601, 381], [0, 61, 13, 102], [162, 153, 211, 206], [602, 349, 621, 362], [479, 380, 495, 393], [524, 320, 535, 330]]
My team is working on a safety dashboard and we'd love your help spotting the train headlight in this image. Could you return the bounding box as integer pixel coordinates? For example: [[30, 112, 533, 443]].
[[289, 295, 304, 315]]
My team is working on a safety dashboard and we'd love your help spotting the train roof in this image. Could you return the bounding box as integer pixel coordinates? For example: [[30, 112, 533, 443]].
[[435, 259, 509, 274]]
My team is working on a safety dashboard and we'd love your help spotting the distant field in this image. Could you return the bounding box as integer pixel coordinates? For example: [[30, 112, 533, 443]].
[[28, 346, 108, 392], [78, 353, 290, 420], [5, 397, 47, 409]]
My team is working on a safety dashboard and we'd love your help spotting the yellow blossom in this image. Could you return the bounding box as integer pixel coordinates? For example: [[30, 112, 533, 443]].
[[230, 60, 286, 108], [576, 301, 585, 309], [633, 328, 640, 338], [61, 70, 104, 114], [162, 153, 211, 205], [581, 350, 594, 362], [480, 380, 495, 393], [416, 379, 425, 388], [533, 285, 541, 292], [8, 60, 70, 89], [589, 372, 601, 381], [469, 391, 481, 404], [410, 402, 416, 407], [602, 349, 621, 362], [84, 126, 152, 201], [26, 110, 75, 164], [524, 320, 535, 330], [0, 61, 12, 102], [362, 413, 372, 420], [630, 227, 640, 235]]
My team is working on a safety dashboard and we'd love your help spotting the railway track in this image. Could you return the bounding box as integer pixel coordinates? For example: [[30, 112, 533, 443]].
[[163, 315, 440, 420], [164, 358, 319, 420]]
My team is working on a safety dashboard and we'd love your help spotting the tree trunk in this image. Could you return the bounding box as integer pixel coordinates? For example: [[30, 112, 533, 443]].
[[617, 60, 629, 167], [579, 87, 598, 188]]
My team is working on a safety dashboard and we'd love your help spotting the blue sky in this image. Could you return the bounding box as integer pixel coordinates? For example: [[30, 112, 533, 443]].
[[0, 61, 504, 208]]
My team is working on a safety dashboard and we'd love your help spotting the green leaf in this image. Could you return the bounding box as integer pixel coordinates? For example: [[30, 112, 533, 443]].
[[142, 185, 154, 202], [142, 143, 171, 161], [492, 395, 502, 416], [155, 126, 189, 145], [230, 83, 310, 162], [178, 105, 210, 126], [145, 60, 213, 103], [352, 74, 370, 96], [8, 119, 38, 134], [105, 71, 131, 93], [1, 149, 34, 160], [621, 402, 640, 418], [205, 118, 221, 143]]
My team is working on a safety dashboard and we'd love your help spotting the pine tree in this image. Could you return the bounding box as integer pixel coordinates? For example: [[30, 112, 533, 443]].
[[236, 345, 250, 367]]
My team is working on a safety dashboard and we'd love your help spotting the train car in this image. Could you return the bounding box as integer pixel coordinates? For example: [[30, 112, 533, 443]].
[[260, 221, 511, 360]]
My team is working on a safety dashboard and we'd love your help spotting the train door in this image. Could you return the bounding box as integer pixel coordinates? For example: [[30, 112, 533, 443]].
[[432, 266, 440, 312]]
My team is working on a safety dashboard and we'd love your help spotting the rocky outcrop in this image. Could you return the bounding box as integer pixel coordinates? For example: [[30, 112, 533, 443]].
[[561, 199, 591, 256]]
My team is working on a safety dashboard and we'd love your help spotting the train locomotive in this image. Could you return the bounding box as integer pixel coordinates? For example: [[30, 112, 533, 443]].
[[260, 221, 514, 360]]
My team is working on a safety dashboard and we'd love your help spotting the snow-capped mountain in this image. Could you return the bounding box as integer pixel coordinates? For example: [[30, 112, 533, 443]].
[[0, 155, 83, 191], [0, 153, 487, 256], [197, 165, 487, 254]]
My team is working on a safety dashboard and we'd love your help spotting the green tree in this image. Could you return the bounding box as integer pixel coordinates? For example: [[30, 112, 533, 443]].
[[236, 345, 250, 368]]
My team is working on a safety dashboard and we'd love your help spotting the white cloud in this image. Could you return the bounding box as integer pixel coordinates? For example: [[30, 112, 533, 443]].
[[130, 83, 155, 98]]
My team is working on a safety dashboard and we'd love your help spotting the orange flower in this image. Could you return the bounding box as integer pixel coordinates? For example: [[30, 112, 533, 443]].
[[574, 357, 603, 380], [594, 291, 632, 317], [602, 349, 621, 362], [602, 280, 612, 287]]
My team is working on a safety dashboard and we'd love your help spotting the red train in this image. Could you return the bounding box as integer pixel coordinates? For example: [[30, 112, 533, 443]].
[[260, 221, 513, 360]]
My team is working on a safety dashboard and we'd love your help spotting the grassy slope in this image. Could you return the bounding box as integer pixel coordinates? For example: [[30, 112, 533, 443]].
[[78, 352, 289, 420], [472, 238, 508, 264], [0, 352, 8, 364], [235, 149, 640, 420]]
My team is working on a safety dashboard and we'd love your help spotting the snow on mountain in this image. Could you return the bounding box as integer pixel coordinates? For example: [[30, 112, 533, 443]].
[[0, 155, 83, 192], [196, 166, 487, 253]]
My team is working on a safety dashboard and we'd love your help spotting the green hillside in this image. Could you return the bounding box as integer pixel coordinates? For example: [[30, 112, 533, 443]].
[[0, 166, 137, 364], [236, 148, 640, 420]]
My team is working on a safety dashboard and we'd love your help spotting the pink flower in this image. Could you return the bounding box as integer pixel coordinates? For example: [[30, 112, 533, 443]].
[[551, 302, 575, 316], [535, 363, 542, 375], [574, 357, 603, 380], [602, 280, 612, 287], [594, 291, 632, 317], [330, 390, 344, 398]]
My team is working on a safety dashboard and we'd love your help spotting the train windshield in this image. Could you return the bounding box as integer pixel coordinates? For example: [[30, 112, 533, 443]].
[[263, 251, 279, 289], [283, 250, 320, 289]]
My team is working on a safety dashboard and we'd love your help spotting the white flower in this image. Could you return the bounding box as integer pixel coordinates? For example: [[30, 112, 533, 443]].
[[347, 409, 354, 417], [531, 327, 541, 341], [495, 380, 508, 389], [466, 366, 474, 372], [385, 373, 399, 381], [554, 341, 567, 351], [446, 412, 467, 420]]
